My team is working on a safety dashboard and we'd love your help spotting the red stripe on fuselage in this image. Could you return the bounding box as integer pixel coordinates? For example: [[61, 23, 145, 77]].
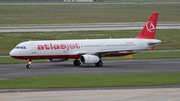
[[11, 54, 80, 60], [105, 53, 135, 57], [11, 53, 135, 60]]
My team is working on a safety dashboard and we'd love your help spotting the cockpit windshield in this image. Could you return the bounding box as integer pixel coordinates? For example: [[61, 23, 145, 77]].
[[15, 46, 26, 49]]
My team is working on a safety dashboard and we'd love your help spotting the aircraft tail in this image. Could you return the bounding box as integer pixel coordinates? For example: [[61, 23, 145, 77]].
[[136, 12, 159, 39]]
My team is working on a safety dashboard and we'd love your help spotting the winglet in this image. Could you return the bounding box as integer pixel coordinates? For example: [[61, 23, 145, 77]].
[[136, 12, 159, 39]]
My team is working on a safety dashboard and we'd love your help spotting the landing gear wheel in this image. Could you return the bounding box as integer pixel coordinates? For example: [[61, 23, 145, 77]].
[[26, 64, 31, 69], [73, 59, 81, 66], [26, 59, 32, 69], [95, 60, 103, 67]]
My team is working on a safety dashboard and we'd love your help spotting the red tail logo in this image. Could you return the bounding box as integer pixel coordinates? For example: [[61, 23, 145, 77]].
[[136, 12, 159, 39], [146, 21, 155, 32]]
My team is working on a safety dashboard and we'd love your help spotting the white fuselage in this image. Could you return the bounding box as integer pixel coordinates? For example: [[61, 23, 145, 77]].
[[9, 38, 161, 60]]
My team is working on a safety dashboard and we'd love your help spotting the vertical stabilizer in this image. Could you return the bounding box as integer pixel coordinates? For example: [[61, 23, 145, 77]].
[[136, 12, 159, 39]]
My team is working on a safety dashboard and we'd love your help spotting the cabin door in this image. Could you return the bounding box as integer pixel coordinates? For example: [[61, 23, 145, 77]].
[[30, 42, 36, 54]]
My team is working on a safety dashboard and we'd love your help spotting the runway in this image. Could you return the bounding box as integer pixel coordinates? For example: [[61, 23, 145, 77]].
[[1, 58, 180, 101], [0, 58, 180, 79], [0, 24, 180, 32], [1, 88, 180, 101]]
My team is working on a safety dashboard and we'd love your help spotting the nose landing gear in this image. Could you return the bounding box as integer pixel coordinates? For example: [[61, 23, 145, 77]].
[[26, 59, 32, 69]]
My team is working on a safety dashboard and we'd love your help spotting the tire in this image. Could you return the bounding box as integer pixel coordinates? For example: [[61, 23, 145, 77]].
[[95, 61, 103, 67], [26, 64, 31, 69], [73, 60, 81, 66]]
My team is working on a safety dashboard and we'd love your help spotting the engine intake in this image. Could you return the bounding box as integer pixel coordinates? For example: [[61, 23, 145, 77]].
[[80, 55, 99, 64]]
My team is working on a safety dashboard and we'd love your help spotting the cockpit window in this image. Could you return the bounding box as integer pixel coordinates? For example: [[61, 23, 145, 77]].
[[15, 46, 26, 49]]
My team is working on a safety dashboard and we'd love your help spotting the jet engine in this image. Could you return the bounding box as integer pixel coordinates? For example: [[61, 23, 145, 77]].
[[80, 54, 99, 64], [48, 58, 68, 62]]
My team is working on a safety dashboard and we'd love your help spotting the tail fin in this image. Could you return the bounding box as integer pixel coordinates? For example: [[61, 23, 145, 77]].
[[136, 12, 159, 39]]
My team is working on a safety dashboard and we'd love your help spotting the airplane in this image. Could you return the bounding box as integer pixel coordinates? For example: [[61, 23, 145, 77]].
[[9, 12, 161, 69]]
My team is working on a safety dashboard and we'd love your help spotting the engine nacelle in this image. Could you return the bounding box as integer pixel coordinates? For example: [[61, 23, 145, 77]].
[[80, 55, 99, 64], [48, 58, 68, 62]]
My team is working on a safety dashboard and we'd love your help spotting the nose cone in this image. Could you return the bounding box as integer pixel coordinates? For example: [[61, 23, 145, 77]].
[[9, 49, 16, 57]]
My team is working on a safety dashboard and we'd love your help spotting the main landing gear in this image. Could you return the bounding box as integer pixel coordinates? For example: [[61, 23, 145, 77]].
[[73, 59, 103, 67], [73, 59, 81, 66], [26, 59, 32, 69], [95, 55, 103, 67], [95, 60, 103, 67]]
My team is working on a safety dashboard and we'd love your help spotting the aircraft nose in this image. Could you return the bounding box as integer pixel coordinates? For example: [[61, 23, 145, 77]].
[[9, 49, 16, 56]]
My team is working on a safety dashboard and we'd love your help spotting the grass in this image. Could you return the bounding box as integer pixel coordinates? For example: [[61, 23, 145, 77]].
[[1, 0, 180, 3], [0, 29, 180, 55], [0, 3, 180, 26], [105, 51, 180, 60], [0, 73, 180, 89], [103, 0, 180, 3], [1, 51, 180, 64]]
